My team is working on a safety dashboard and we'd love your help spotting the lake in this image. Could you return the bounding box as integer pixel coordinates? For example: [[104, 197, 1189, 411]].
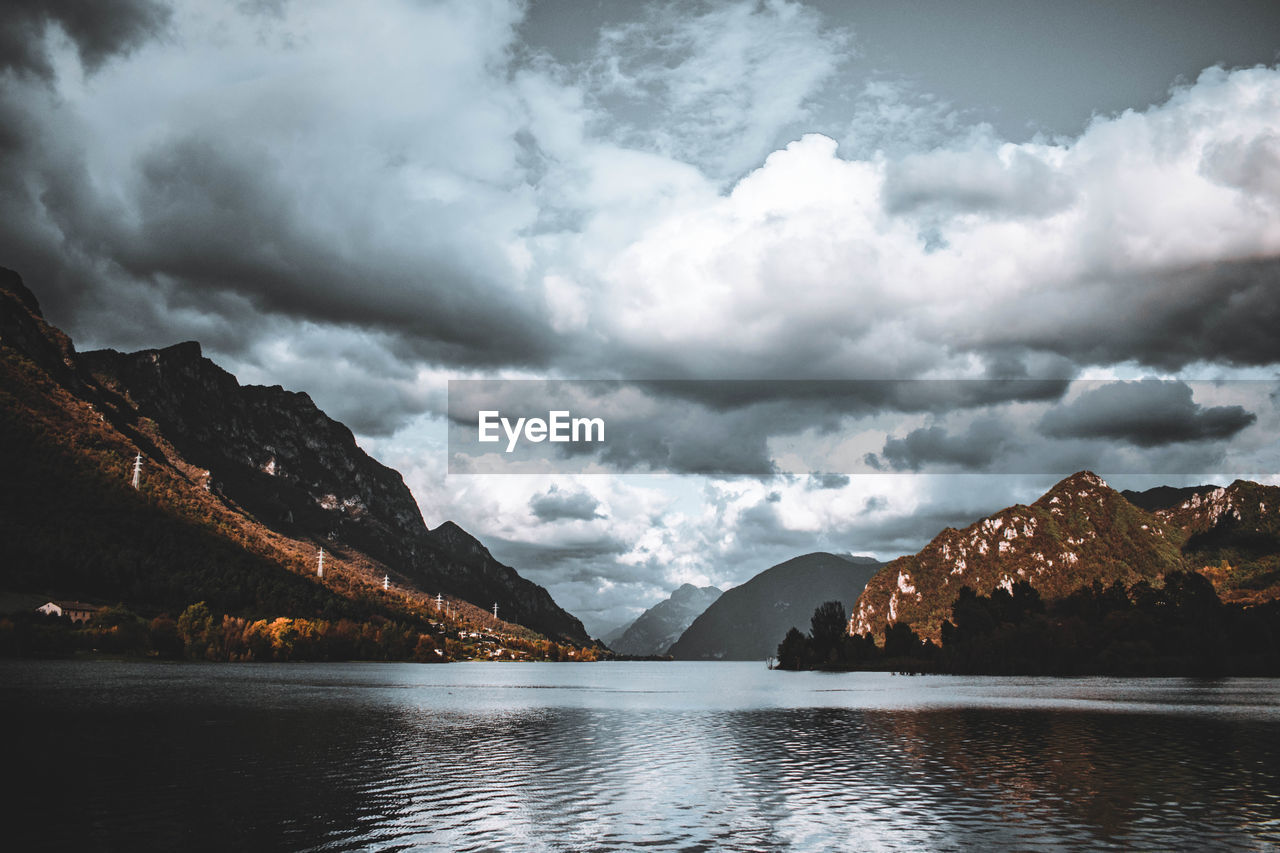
[[4, 660, 1279, 850]]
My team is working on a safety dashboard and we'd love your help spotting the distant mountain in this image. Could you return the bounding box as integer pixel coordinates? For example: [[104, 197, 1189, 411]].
[[608, 584, 722, 656], [1121, 484, 1219, 513], [668, 553, 884, 661], [852, 471, 1280, 643], [0, 267, 591, 646], [600, 621, 631, 648]]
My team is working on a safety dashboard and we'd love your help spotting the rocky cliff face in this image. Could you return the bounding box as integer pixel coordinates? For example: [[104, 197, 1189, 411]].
[[81, 342, 428, 567], [0, 267, 591, 645], [0, 268, 79, 387], [608, 583, 722, 656], [852, 471, 1280, 642], [1157, 480, 1280, 605]]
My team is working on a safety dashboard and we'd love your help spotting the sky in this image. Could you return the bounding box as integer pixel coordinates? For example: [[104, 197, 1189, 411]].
[[3, 0, 1280, 637]]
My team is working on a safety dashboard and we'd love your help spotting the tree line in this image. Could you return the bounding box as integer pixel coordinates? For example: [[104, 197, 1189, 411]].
[[776, 570, 1280, 676], [0, 601, 601, 663]]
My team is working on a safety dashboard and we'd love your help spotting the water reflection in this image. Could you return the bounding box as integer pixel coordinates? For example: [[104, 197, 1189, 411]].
[[4, 662, 1279, 850]]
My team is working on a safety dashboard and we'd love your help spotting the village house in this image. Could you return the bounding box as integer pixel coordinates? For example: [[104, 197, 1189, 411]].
[[37, 601, 100, 623]]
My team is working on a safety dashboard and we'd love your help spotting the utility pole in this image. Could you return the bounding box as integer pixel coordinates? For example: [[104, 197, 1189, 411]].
[[317, 548, 324, 578], [131, 453, 143, 489]]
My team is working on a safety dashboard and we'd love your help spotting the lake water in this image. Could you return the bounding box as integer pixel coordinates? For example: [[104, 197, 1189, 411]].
[[4, 660, 1280, 851]]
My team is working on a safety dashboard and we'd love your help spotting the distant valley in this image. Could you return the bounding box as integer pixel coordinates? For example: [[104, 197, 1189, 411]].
[[605, 583, 722, 656]]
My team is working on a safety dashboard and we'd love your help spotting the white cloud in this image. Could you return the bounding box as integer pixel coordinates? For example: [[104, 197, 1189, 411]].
[[589, 65, 1280, 380]]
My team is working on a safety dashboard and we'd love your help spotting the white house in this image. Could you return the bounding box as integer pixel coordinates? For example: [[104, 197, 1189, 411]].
[[37, 600, 99, 623]]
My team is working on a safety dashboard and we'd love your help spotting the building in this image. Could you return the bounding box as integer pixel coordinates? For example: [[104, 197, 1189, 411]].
[[37, 601, 100, 623]]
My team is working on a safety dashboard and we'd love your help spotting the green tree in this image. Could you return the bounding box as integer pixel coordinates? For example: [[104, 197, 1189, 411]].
[[148, 616, 183, 659], [776, 627, 809, 670], [177, 601, 213, 660], [883, 621, 924, 659], [809, 600, 848, 664]]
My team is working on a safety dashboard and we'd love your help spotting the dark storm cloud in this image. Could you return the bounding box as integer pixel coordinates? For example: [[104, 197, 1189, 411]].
[[111, 137, 556, 368], [529, 485, 604, 522], [0, 110, 554, 379], [0, 2, 560, 441], [868, 417, 1014, 472], [0, 0, 170, 79], [980, 258, 1280, 370], [1039, 380, 1257, 447], [643, 378, 1071, 415]]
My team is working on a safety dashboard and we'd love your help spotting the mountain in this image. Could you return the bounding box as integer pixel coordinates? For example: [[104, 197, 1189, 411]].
[[852, 471, 1280, 642], [1159, 480, 1280, 606], [607, 583, 722, 656], [668, 553, 884, 661], [1121, 484, 1219, 513], [0, 267, 591, 646], [600, 619, 633, 648]]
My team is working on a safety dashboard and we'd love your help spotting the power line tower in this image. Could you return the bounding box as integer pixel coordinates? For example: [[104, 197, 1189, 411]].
[[317, 548, 325, 578], [383, 574, 389, 591], [492, 602, 499, 622], [131, 453, 143, 489], [436, 592, 443, 612]]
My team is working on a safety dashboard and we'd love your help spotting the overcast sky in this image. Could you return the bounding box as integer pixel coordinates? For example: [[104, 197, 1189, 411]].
[[3, 0, 1280, 636]]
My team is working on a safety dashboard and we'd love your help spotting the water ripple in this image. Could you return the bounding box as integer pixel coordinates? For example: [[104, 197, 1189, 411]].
[[4, 661, 1280, 850]]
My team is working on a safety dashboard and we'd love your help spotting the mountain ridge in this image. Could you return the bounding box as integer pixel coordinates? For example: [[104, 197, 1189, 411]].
[[852, 471, 1280, 643], [0, 267, 591, 646]]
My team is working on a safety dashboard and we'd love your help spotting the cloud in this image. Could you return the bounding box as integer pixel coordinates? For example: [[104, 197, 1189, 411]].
[[0, 0, 560, 390], [1039, 380, 1257, 447], [1200, 131, 1280, 204], [870, 417, 1016, 472], [840, 79, 970, 159], [807, 472, 850, 490], [0, 0, 170, 79], [882, 144, 1076, 218], [598, 66, 1280, 380], [586, 0, 850, 180], [529, 485, 605, 522]]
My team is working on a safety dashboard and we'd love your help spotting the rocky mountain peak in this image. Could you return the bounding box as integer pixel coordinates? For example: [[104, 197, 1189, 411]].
[[0, 267, 42, 317], [160, 340, 203, 361], [670, 583, 707, 601], [0, 267, 79, 387], [852, 471, 1185, 642], [1035, 470, 1112, 506]]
